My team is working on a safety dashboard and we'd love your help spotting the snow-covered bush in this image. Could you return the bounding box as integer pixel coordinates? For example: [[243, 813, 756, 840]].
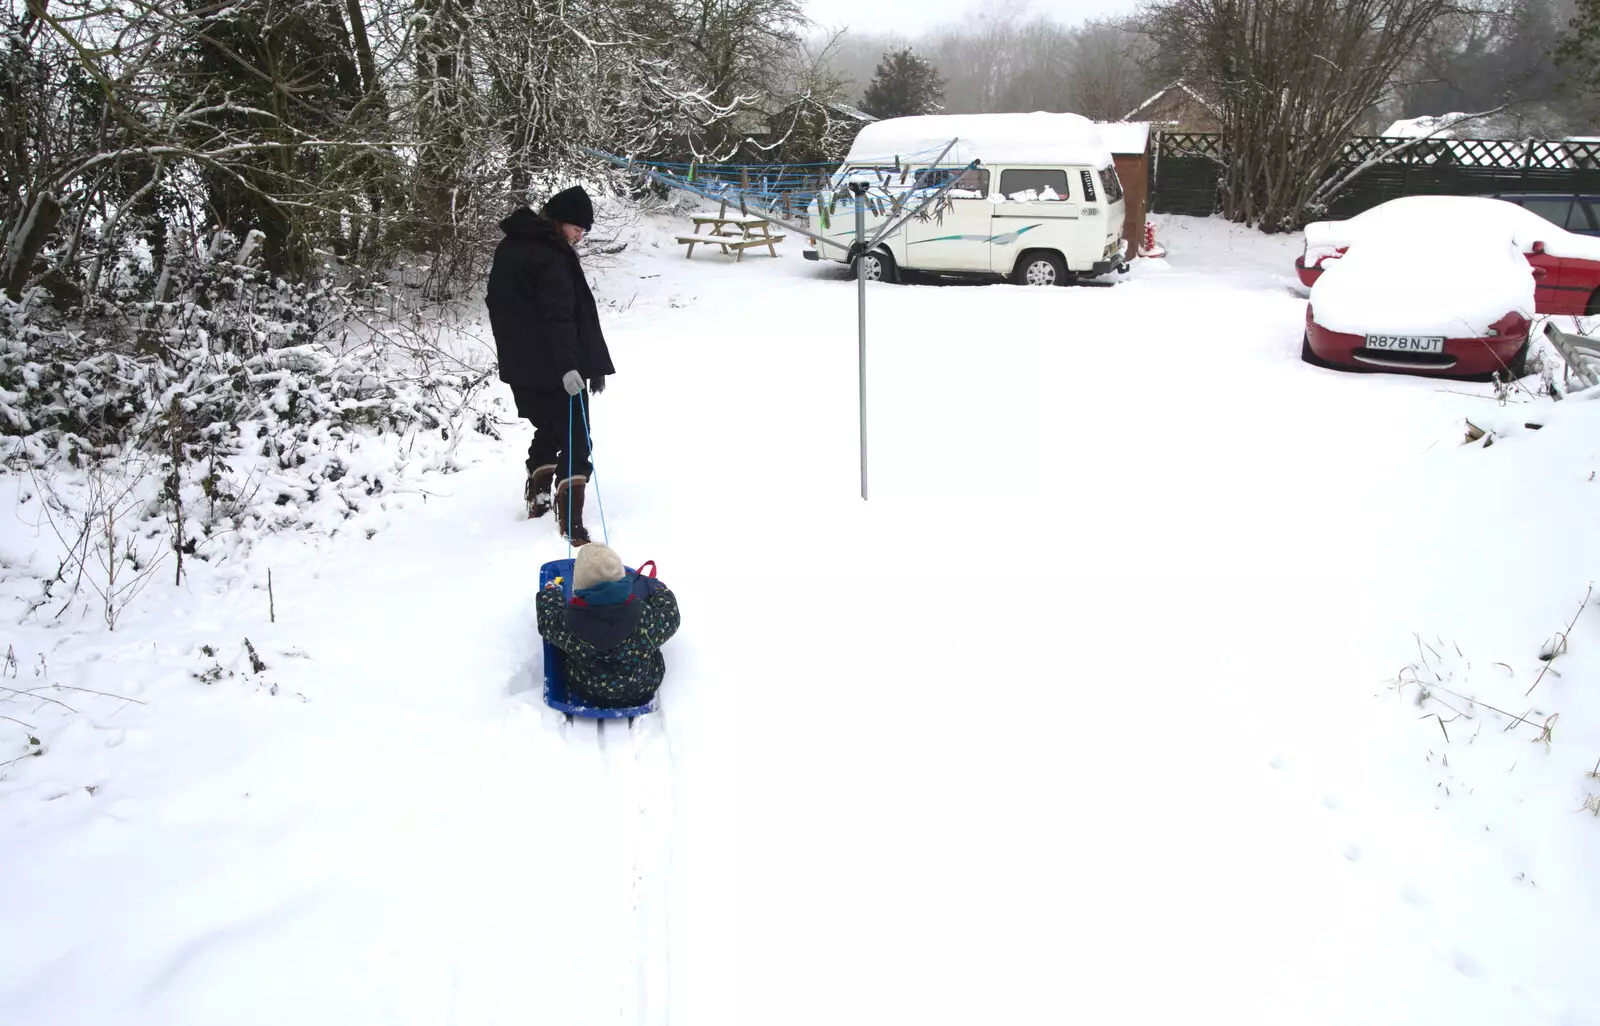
[[3, 236, 480, 451], [1, 232, 495, 624]]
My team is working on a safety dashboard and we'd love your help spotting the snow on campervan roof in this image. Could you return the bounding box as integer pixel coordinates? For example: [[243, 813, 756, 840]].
[[842, 112, 1116, 169]]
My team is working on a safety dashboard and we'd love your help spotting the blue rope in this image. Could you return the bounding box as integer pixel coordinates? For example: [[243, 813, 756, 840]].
[[586, 148, 962, 172], [583, 147, 976, 227], [578, 390, 609, 545]]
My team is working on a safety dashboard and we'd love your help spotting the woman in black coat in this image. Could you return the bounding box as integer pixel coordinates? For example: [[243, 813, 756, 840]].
[[486, 186, 616, 544]]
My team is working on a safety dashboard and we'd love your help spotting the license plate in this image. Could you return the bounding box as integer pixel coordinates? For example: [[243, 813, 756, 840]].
[[1365, 334, 1445, 354]]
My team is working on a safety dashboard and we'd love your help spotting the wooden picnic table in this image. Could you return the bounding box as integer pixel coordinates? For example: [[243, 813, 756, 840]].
[[676, 212, 785, 261]]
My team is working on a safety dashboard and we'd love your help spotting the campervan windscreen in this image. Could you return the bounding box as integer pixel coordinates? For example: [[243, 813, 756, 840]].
[[1098, 166, 1125, 203]]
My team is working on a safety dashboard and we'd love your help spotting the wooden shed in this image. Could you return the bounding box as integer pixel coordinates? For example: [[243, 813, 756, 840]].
[[1123, 81, 1223, 134], [1095, 121, 1153, 258]]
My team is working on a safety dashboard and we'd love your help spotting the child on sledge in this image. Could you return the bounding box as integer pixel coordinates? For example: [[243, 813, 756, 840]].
[[537, 543, 680, 709]]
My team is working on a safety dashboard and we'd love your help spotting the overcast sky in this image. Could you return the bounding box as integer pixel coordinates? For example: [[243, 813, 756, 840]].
[[802, 0, 1147, 37]]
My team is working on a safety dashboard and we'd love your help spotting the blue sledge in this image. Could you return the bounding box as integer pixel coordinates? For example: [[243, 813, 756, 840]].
[[538, 557, 660, 720]]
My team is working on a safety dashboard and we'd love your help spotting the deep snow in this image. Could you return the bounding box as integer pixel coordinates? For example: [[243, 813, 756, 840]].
[[1312, 229, 1536, 337], [1, 209, 1598, 1026]]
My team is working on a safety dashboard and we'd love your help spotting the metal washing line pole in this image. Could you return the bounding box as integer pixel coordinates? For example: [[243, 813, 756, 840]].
[[850, 180, 869, 501]]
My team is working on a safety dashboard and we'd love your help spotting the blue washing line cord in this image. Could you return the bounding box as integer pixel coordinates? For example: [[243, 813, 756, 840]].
[[584, 147, 978, 219], [578, 390, 609, 546], [565, 390, 610, 561], [590, 145, 968, 172]]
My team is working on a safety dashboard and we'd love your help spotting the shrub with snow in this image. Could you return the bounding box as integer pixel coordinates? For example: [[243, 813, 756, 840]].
[[0, 233, 495, 626]]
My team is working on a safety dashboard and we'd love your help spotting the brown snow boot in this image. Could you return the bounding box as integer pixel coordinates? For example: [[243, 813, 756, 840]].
[[525, 464, 556, 519], [554, 475, 590, 546]]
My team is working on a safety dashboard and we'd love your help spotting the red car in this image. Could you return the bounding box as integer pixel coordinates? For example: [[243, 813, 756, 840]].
[[1297, 195, 1600, 317], [1302, 227, 1535, 379], [1303, 309, 1531, 379]]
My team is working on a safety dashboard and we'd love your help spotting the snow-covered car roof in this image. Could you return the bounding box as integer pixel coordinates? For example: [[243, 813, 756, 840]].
[[1304, 195, 1600, 263], [842, 112, 1115, 170], [1310, 226, 1536, 338]]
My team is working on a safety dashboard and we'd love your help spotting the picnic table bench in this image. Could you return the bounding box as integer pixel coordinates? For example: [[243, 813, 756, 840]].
[[676, 214, 785, 261]]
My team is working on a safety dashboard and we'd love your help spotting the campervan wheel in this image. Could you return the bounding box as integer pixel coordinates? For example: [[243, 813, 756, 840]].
[[852, 249, 897, 284], [1014, 251, 1066, 287]]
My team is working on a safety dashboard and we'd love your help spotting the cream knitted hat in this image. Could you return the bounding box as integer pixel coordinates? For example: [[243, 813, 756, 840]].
[[573, 543, 625, 591]]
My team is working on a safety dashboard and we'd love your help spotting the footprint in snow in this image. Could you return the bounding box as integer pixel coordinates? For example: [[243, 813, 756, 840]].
[[1342, 843, 1362, 862], [1451, 950, 1485, 979], [1322, 794, 1342, 811], [1267, 755, 1286, 771], [1400, 885, 1429, 909]]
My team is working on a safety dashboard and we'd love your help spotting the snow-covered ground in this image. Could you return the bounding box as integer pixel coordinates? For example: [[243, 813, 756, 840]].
[[2, 209, 1598, 1026]]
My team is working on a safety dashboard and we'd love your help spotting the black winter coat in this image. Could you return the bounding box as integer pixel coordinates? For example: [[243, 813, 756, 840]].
[[486, 209, 616, 388]]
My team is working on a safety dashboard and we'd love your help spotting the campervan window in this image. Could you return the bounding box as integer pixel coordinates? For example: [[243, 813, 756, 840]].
[[832, 165, 898, 189], [911, 167, 990, 195], [999, 169, 1070, 202], [950, 168, 990, 196]]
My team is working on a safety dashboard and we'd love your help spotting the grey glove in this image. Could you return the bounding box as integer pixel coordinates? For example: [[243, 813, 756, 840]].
[[561, 370, 584, 396]]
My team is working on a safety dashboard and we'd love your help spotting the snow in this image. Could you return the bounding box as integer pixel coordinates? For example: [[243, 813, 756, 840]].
[[3, 207, 1600, 1026], [1384, 112, 1476, 138], [842, 112, 1115, 170], [1304, 194, 1600, 264], [1093, 120, 1151, 155], [1310, 229, 1536, 336]]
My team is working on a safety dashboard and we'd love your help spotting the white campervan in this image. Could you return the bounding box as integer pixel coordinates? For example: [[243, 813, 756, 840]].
[[803, 112, 1129, 286]]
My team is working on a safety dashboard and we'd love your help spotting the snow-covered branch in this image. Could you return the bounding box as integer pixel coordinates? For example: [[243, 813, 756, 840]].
[[1308, 104, 1511, 211]]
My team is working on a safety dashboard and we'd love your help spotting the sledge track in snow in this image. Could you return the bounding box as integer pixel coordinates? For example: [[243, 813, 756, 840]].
[[545, 706, 676, 1026]]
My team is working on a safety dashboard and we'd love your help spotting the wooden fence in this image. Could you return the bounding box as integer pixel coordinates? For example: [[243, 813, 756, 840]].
[[1150, 132, 1600, 221]]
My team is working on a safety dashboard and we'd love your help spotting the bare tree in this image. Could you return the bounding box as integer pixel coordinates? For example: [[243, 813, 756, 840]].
[[927, 0, 1029, 114], [993, 18, 1077, 111], [815, 29, 909, 97], [757, 30, 863, 163], [1141, 0, 1461, 231], [818, 7, 1158, 120], [1401, 0, 1583, 136], [676, 0, 809, 155], [993, 18, 1158, 120], [1061, 21, 1158, 122]]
